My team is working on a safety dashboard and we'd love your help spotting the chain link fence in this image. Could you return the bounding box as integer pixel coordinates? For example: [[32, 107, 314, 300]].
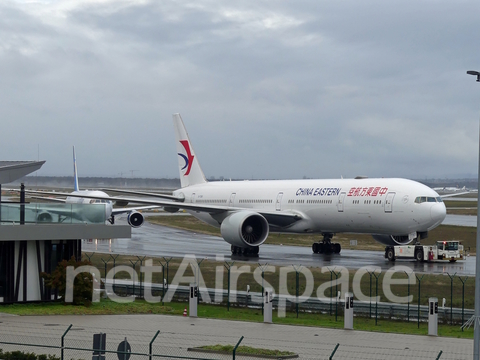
[[0, 318, 470, 359], [0, 321, 245, 360]]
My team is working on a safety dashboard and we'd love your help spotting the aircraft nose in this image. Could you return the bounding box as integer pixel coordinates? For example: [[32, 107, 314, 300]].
[[431, 202, 446, 224]]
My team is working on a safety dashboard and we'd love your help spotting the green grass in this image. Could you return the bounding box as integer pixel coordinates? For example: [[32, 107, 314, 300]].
[[0, 299, 474, 339], [444, 200, 477, 208], [0, 299, 177, 316], [83, 251, 477, 309], [198, 344, 296, 356]]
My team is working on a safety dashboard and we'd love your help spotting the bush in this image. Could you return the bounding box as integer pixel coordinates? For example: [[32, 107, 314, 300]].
[[0, 349, 60, 360], [41, 256, 94, 306]]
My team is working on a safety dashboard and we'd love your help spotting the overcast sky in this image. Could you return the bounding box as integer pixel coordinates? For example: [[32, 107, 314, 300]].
[[1, 0, 479, 181]]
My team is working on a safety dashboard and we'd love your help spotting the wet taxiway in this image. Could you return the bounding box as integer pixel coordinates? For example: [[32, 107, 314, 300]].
[[82, 218, 476, 276]]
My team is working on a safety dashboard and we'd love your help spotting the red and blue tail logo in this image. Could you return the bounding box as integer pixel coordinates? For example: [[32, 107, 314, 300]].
[[178, 140, 194, 175]]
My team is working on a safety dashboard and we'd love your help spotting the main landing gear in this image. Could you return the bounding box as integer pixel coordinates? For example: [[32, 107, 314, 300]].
[[312, 233, 341, 254], [231, 245, 259, 257]]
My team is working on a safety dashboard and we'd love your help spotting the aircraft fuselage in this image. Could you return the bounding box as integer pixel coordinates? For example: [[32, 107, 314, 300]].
[[174, 177, 445, 237]]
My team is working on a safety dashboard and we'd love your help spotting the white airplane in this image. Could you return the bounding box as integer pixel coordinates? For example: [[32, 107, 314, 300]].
[[23, 147, 158, 227], [32, 114, 447, 257], [433, 186, 467, 192]]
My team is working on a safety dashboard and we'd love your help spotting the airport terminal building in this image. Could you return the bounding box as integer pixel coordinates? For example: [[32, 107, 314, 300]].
[[0, 161, 130, 303]]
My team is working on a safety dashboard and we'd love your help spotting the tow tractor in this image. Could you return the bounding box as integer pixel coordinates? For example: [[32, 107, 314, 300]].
[[385, 240, 464, 262]]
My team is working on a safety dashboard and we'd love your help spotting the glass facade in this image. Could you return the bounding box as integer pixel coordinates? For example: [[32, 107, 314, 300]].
[[0, 203, 107, 225]]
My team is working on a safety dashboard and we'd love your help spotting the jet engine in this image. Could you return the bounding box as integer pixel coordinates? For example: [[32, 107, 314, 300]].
[[127, 211, 144, 228], [37, 212, 53, 222], [220, 211, 269, 248], [372, 234, 413, 246]]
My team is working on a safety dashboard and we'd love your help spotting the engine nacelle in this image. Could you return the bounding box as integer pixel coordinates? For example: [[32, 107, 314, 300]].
[[372, 234, 413, 246], [37, 212, 53, 222], [127, 211, 144, 228], [220, 211, 269, 248]]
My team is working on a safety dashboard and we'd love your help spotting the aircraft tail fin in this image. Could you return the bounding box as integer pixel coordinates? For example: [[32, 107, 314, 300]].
[[73, 146, 79, 192], [172, 113, 207, 188]]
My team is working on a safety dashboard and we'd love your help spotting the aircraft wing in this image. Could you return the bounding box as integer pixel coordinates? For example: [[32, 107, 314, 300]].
[[112, 205, 162, 216], [102, 188, 183, 202], [29, 195, 67, 203], [24, 190, 304, 228], [440, 192, 472, 198]]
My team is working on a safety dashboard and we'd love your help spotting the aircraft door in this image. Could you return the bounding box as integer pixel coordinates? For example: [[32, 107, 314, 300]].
[[275, 192, 283, 211], [229, 193, 236, 207], [385, 192, 395, 213], [337, 192, 346, 212], [191, 193, 196, 203]]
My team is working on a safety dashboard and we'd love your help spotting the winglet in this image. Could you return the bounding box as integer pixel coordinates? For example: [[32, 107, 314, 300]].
[[173, 113, 207, 188], [73, 146, 79, 192]]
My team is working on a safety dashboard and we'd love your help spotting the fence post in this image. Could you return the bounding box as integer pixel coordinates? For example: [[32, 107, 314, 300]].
[[329, 343, 340, 360], [84, 252, 95, 262], [459, 276, 468, 331], [195, 258, 206, 304], [101, 257, 111, 280], [446, 272, 456, 325], [149, 330, 160, 360], [232, 335, 244, 360], [61, 324, 72, 360], [137, 256, 146, 299], [110, 254, 119, 293], [129, 259, 139, 297], [257, 263, 269, 316], [416, 274, 425, 329], [163, 257, 172, 292], [334, 270, 341, 322], [369, 271, 372, 319], [403, 271, 411, 322], [224, 261, 235, 311], [366, 268, 380, 320], [293, 265, 303, 318], [372, 272, 380, 325], [326, 267, 337, 317]]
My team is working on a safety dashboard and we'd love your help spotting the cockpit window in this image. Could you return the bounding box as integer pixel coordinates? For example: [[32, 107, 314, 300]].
[[415, 196, 442, 204]]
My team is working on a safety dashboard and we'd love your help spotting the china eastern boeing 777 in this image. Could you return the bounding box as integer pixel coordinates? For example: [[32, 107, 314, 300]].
[[27, 114, 447, 256]]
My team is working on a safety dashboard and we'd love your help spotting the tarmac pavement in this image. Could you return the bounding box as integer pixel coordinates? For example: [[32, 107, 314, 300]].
[[0, 312, 473, 360]]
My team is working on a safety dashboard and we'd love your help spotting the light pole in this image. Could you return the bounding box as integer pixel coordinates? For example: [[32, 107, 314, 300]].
[[467, 70, 480, 359]]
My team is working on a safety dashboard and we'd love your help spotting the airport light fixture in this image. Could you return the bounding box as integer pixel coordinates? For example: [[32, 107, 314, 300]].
[[467, 70, 480, 359]]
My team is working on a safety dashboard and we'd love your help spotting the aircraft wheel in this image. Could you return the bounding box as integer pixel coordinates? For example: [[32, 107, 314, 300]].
[[323, 243, 333, 254], [318, 243, 324, 254], [312, 243, 319, 254], [334, 243, 341, 254]]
